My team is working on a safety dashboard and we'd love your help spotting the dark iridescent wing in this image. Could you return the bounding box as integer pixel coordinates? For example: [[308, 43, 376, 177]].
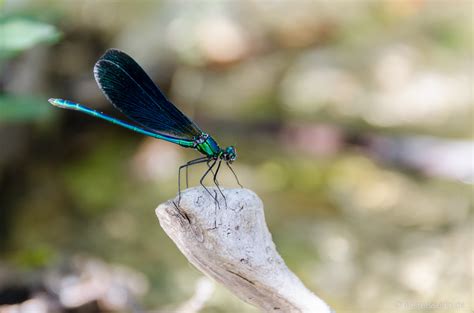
[[93, 49, 202, 139]]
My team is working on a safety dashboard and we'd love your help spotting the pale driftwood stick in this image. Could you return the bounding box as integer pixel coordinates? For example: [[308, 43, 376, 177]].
[[155, 187, 333, 313]]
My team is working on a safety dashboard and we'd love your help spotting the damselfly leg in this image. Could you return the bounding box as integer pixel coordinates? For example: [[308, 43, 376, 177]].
[[178, 156, 209, 204], [187, 158, 218, 189], [212, 160, 227, 207], [199, 159, 225, 209], [226, 162, 243, 188], [177, 158, 237, 209]]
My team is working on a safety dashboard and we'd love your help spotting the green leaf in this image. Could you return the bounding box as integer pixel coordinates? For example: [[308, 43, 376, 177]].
[[0, 94, 53, 122], [0, 18, 61, 58]]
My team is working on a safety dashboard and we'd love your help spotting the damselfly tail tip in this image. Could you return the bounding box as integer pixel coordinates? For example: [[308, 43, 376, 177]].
[[48, 98, 67, 108], [48, 98, 59, 105]]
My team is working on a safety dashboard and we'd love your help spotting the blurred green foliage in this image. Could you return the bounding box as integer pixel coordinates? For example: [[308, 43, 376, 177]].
[[0, 17, 61, 59], [0, 94, 53, 122], [0, 16, 59, 122]]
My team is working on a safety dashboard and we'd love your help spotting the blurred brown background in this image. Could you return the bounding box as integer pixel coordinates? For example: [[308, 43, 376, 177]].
[[0, 1, 472, 312]]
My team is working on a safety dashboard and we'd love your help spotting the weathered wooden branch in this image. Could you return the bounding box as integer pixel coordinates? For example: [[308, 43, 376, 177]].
[[155, 187, 333, 313]]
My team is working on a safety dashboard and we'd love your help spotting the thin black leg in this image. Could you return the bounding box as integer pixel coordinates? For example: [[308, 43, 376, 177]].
[[179, 157, 208, 193], [185, 164, 188, 189], [200, 159, 220, 208], [206, 159, 217, 180], [192, 158, 217, 188], [227, 162, 243, 188], [212, 160, 227, 207], [185, 157, 207, 188], [213, 160, 222, 184], [178, 157, 209, 204]]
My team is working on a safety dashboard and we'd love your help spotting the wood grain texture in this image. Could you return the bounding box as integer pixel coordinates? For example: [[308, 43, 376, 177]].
[[155, 187, 333, 313]]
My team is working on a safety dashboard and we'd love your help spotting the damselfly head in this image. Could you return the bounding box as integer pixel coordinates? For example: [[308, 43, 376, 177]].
[[222, 146, 237, 163]]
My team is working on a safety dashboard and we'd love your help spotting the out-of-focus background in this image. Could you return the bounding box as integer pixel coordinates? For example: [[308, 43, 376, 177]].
[[0, 1, 472, 312]]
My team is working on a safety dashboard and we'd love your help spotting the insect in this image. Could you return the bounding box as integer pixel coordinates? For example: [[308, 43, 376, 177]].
[[49, 49, 241, 206]]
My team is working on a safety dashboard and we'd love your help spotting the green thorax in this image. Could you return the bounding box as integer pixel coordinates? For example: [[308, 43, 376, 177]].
[[195, 133, 221, 158]]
